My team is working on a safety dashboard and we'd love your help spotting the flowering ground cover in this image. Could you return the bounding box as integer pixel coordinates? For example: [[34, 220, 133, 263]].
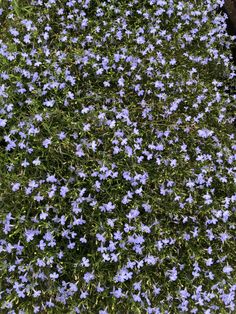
[[0, 0, 236, 313]]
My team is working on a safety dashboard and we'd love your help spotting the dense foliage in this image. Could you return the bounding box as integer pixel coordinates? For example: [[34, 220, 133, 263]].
[[0, 0, 236, 313]]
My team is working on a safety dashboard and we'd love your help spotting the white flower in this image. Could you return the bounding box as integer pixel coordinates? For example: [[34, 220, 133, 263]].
[[223, 265, 233, 274], [166, 267, 178, 281], [197, 128, 213, 138], [0, 118, 7, 127], [43, 99, 55, 107], [32, 157, 41, 166], [11, 182, 20, 191]]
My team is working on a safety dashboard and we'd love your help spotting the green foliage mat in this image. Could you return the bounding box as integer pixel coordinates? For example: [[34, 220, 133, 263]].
[[0, 0, 236, 313]]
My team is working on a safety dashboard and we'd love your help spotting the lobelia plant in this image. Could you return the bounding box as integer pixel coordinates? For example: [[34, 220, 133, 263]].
[[0, 0, 236, 313]]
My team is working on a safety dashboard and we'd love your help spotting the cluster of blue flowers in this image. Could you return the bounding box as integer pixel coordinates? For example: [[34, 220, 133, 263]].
[[0, 0, 236, 313]]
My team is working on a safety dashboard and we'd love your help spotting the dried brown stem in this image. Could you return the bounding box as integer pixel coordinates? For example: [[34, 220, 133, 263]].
[[224, 0, 236, 30]]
